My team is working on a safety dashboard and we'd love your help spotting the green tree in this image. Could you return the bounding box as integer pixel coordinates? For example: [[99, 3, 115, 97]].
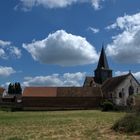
[[8, 82, 22, 94], [8, 83, 14, 94]]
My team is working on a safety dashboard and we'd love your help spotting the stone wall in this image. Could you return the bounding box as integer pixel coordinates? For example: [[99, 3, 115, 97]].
[[113, 74, 139, 106], [22, 97, 102, 110]]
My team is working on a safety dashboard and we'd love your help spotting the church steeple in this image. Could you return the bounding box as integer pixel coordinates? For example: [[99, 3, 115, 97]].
[[97, 46, 109, 69], [94, 45, 112, 84]]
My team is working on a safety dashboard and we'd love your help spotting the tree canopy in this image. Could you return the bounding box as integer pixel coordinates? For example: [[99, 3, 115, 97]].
[[8, 82, 22, 94]]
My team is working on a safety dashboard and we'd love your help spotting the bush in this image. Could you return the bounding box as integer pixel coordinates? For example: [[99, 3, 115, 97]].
[[112, 113, 140, 133], [102, 101, 114, 111]]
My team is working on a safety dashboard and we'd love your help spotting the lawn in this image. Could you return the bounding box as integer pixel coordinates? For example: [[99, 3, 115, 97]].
[[0, 110, 139, 140]]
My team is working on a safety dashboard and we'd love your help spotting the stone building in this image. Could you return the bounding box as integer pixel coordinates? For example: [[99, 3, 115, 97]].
[[102, 73, 140, 106], [83, 47, 112, 87], [84, 46, 140, 106]]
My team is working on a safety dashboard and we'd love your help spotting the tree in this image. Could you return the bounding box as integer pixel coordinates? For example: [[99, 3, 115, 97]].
[[8, 83, 14, 94], [16, 82, 22, 94], [8, 82, 22, 94]]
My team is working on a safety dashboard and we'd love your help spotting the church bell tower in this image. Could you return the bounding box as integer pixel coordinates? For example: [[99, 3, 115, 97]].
[[94, 46, 112, 84]]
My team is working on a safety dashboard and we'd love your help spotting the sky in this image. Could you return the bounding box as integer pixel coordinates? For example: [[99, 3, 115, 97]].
[[0, 0, 140, 87]]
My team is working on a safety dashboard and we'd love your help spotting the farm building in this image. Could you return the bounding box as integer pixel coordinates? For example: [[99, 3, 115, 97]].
[[22, 87, 102, 110]]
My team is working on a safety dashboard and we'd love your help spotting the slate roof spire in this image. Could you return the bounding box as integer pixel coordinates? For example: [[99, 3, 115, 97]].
[[94, 44, 112, 84], [97, 45, 109, 70]]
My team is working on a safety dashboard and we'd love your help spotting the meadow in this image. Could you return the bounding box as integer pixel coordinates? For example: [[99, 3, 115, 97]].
[[0, 110, 139, 140]]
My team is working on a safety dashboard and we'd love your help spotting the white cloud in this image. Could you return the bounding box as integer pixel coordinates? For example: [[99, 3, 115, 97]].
[[0, 40, 22, 59], [91, 0, 103, 10], [0, 66, 16, 77], [133, 72, 140, 82], [1, 82, 11, 88], [0, 48, 6, 59], [115, 71, 140, 82], [23, 72, 86, 87], [115, 71, 129, 76], [0, 40, 11, 47], [106, 12, 140, 63], [88, 26, 100, 33], [23, 30, 98, 66], [16, 0, 104, 11], [9, 46, 22, 59]]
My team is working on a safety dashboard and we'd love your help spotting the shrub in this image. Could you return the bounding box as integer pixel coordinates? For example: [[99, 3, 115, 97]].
[[102, 101, 114, 111], [112, 113, 140, 133]]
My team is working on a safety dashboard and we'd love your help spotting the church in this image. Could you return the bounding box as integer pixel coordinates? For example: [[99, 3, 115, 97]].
[[21, 46, 140, 110], [84, 47, 140, 106], [0, 46, 140, 110]]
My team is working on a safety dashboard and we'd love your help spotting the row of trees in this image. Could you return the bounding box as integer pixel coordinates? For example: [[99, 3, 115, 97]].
[[8, 82, 22, 94]]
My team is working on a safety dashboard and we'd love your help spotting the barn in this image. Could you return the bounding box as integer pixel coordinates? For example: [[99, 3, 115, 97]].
[[22, 87, 103, 110]]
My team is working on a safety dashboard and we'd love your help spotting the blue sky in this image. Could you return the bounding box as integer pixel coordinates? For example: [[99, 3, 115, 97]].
[[0, 0, 140, 87]]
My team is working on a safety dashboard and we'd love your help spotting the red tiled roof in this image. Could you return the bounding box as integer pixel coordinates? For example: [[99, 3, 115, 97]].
[[23, 87, 57, 97], [22, 87, 103, 98]]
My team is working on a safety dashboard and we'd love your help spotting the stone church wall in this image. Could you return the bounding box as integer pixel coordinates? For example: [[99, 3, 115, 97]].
[[113, 75, 139, 106]]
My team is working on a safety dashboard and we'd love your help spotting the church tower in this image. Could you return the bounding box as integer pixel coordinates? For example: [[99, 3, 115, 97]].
[[94, 46, 112, 84]]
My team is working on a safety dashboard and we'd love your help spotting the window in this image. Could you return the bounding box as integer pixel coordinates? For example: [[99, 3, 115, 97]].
[[137, 88, 139, 93], [129, 86, 134, 96], [119, 92, 122, 98]]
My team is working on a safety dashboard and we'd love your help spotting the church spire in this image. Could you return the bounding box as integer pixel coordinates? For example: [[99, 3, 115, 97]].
[[97, 45, 109, 70], [94, 44, 112, 84]]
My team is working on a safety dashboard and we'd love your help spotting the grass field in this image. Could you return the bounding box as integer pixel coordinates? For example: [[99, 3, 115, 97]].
[[0, 110, 139, 140]]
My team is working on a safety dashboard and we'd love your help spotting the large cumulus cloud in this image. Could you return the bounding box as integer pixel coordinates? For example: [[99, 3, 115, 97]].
[[106, 12, 140, 64], [23, 30, 98, 66]]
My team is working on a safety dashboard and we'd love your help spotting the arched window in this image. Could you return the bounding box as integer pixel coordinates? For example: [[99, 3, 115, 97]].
[[137, 88, 139, 93], [129, 86, 134, 96], [119, 92, 122, 98]]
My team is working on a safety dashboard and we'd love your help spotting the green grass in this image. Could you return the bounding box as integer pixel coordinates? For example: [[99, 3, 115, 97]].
[[0, 110, 139, 140]]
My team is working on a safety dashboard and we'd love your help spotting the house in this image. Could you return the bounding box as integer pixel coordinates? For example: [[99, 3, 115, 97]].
[[22, 87, 103, 110]]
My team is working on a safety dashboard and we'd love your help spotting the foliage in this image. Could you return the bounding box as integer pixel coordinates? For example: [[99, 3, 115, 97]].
[[102, 100, 114, 111], [112, 113, 140, 134], [8, 82, 22, 94]]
